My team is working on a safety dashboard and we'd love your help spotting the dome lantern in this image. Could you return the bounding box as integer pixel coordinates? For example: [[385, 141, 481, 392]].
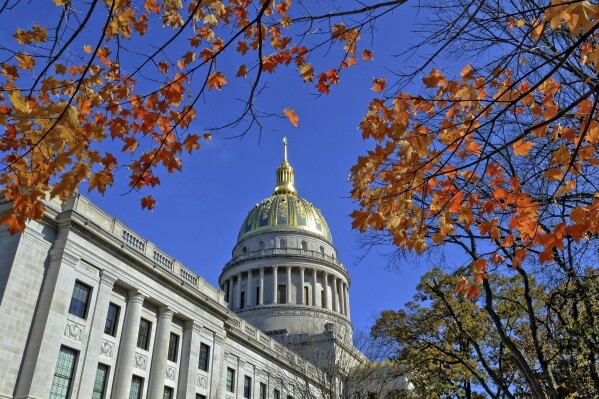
[[273, 137, 296, 196]]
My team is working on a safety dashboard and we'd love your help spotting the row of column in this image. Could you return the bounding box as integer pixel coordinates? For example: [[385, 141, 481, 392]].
[[223, 266, 350, 318]]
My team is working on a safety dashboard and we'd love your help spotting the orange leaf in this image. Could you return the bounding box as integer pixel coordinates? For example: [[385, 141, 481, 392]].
[[141, 195, 156, 210], [513, 138, 534, 156], [84, 44, 92, 54], [372, 77, 386, 92], [283, 108, 299, 128], [0, 213, 26, 235], [461, 64, 475, 80], [207, 72, 227, 90], [362, 49, 373, 61], [183, 134, 201, 154]]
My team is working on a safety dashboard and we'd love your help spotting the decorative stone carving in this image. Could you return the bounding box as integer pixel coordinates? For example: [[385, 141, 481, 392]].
[[196, 374, 207, 389], [100, 340, 114, 358], [245, 325, 256, 335], [165, 365, 176, 381], [64, 320, 84, 342], [134, 353, 148, 371]]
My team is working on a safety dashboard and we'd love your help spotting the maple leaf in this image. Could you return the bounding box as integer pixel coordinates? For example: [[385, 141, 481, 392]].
[[141, 195, 156, 210], [513, 138, 534, 156], [183, 134, 201, 154], [0, 213, 26, 235], [88, 171, 113, 194], [299, 63, 314, 82], [372, 77, 386, 92], [283, 108, 299, 128], [362, 49, 373, 61], [207, 72, 227, 90]]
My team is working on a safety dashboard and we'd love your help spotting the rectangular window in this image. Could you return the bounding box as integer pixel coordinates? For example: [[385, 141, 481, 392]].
[[303, 286, 309, 305], [274, 389, 281, 399], [240, 291, 245, 309], [68, 281, 91, 319], [196, 395, 206, 399], [167, 333, 179, 362], [277, 285, 286, 304], [287, 396, 293, 399], [163, 386, 173, 399], [259, 383, 266, 399], [92, 364, 109, 399], [137, 318, 152, 350], [256, 287, 260, 305], [321, 289, 325, 308], [129, 376, 143, 399], [104, 303, 120, 336], [49, 346, 77, 399], [243, 375, 252, 398], [226, 367, 235, 393], [198, 343, 210, 372]]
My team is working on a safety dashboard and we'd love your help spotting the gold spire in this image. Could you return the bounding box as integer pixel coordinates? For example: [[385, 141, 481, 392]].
[[273, 137, 297, 195]]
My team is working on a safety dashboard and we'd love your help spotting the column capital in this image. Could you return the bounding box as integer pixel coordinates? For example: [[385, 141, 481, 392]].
[[100, 270, 118, 286], [158, 306, 174, 320], [128, 289, 146, 303]]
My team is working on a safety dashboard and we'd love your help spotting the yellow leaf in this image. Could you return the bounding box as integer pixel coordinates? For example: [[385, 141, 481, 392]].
[[283, 108, 299, 128], [299, 63, 314, 82], [53, 0, 70, 5], [8, 90, 30, 114], [84, 44, 92, 54]]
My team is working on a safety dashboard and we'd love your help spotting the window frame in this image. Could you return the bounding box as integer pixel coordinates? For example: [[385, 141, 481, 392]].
[[226, 367, 235, 393], [68, 281, 91, 319], [129, 375, 143, 399], [49, 346, 78, 399], [104, 302, 120, 336], [92, 363, 109, 399], [274, 388, 281, 399], [163, 386, 174, 399], [137, 318, 152, 350], [259, 382, 267, 399], [198, 342, 210, 372], [167, 332, 179, 363], [243, 375, 252, 399], [277, 284, 286, 304]]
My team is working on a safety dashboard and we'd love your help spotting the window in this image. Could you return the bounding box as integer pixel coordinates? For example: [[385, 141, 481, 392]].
[[303, 286, 309, 305], [196, 395, 206, 399], [243, 375, 252, 398], [68, 281, 91, 319], [287, 396, 293, 399], [319, 245, 325, 254], [92, 364, 109, 399], [256, 287, 260, 305], [240, 291, 245, 309], [321, 289, 325, 308], [277, 284, 286, 304], [301, 240, 307, 250], [129, 376, 143, 399], [280, 239, 286, 248], [259, 241, 264, 249], [137, 318, 152, 350], [198, 343, 210, 372], [274, 389, 281, 399], [49, 346, 77, 399], [104, 303, 120, 336], [226, 367, 235, 393], [259, 382, 267, 399], [163, 386, 173, 399], [167, 333, 179, 362]]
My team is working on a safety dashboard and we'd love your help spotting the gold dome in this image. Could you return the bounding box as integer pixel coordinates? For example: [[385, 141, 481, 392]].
[[237, 138, 333, 243]]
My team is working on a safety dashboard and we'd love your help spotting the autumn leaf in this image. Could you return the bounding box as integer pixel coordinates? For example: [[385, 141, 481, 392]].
[[513, 138, 534, 156], [283, 108, 299, 128], [141, 195, 156, 210], [362, 49, 373, 61], [372, 77, 386, 92], [183, 134, 201, 154], [299, 63, 314, 82], [207, 72, 227, 90]]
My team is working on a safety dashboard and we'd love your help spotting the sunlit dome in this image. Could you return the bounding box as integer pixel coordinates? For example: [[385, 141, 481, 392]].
[[237, 138, 333, 243]]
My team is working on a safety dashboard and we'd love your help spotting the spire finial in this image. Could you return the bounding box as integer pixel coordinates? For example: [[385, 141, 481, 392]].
[[273, 137, 296, 195]]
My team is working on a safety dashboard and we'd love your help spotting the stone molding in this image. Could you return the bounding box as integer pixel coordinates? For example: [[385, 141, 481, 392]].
[[64, 319, 85, 342]]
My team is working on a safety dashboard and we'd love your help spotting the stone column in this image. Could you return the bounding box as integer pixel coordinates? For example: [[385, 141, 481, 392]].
[[272, 266, 278, 304], [228, 278, 233, 309], [112, 290, 146, 399], [247, 269, 253, 307], [345, 284, 351, 319], [77, 271, 117, 398], [332, 276, 338, 313], [312, 269, 318, 307], [147, 306, 174, 399], [259, 268, 264, 305], [299, 267, 305, 305], [286, 266, 292, 304], [210, 332, 226, 397], [178, 321, 201, 399], [235, 273, 242, 309], [323, 271, 329, 309]]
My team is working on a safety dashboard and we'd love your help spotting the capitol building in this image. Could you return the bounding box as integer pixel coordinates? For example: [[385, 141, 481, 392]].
[[0, 142, 408, 399]]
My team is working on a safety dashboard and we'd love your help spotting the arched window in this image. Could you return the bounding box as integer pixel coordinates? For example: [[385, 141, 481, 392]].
[[280, 239, 287, 249], [319, 246, 325, 255], [301, 240, 308, 250], [242, 247, 247, 254]]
